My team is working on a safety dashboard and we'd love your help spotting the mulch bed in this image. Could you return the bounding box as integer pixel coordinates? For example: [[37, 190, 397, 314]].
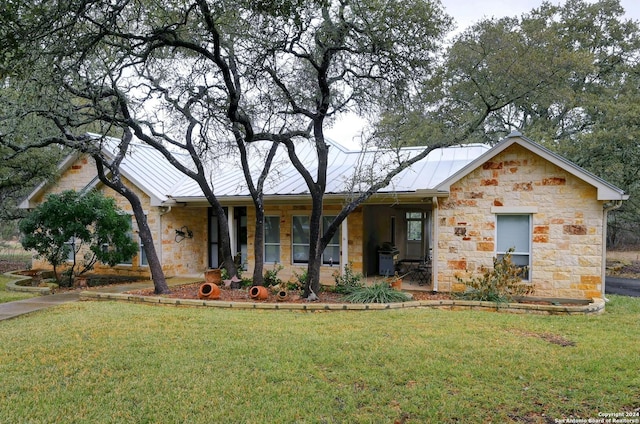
[[125, 282, 453, 304]]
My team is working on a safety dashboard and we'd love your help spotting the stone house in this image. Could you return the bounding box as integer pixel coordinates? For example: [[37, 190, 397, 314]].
[[20, 131, 627, 300]]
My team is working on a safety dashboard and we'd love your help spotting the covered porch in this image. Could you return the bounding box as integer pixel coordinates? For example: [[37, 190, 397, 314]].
[[362, 201, 435, 289]]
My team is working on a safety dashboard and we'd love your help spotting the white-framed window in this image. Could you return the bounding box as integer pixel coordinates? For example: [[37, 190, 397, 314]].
[[496, 214, 531, 280], [65, 236, 77, 262], [322, 216, 340, 266], [139, 238, 148, 266], [264, 216, 280, 263], [292, 215, 310, 264], [291, 215, 340, 266], [120, 215, 134, 265]]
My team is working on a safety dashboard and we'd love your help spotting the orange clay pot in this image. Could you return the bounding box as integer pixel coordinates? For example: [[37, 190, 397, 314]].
[[249, 285, 269, 300], [198, 282, 221, 300], [389, 278, 402, 290], [204, 269, 222, 285]]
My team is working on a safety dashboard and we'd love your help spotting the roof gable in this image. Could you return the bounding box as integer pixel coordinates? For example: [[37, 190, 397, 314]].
[[435, 131, 628, 201]]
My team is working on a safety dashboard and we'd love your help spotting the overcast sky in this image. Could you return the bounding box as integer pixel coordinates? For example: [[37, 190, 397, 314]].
[[327, 0, 640, 147], [442, 0, 640, 33]]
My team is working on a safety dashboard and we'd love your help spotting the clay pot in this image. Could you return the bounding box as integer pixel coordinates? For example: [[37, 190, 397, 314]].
[[276, 290, 289, 302], [198, 282, 221, 300], [249, 285, 269, 300], [204, 269, 222, 284], [389, 278, 402, 290]]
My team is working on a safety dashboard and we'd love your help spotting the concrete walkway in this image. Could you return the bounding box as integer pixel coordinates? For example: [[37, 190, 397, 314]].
[[0, 278, 201, 322], [0, 292, 80, 321]]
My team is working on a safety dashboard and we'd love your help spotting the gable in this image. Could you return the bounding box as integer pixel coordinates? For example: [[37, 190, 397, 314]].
[[436, 132, 628, 202]]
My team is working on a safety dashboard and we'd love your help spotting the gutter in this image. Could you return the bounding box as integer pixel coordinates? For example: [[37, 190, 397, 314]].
[[602, 200, 624, 301]]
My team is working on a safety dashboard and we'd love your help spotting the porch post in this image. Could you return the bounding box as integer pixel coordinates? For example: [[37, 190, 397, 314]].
[[227, 206, 236, 258], [432, 197, 439, 292], [341, 216, 348, 275]]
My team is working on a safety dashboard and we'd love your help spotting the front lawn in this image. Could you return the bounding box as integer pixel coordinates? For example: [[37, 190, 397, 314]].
[[0, 275, 38, 303], [0, 296, 638, 423]]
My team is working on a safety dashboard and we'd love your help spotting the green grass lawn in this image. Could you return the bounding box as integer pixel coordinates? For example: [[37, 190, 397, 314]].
[[0, 296, 638, 423], [0, 275, 38, 303]]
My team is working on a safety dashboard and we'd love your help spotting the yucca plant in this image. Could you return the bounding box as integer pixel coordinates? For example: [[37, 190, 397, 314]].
[[343, 282, 412, 303]]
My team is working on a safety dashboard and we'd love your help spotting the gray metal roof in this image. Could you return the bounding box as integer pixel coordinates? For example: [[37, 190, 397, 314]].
[[162, 139, 491, 201], [20, 131, 627, 208]]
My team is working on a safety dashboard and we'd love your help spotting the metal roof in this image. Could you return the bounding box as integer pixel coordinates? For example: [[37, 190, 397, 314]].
[[164, 139, 491, 201], [22, 131, 626, 209]]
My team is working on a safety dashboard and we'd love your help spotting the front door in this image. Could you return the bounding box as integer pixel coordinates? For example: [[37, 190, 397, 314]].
[[406, 212, 426, 260]]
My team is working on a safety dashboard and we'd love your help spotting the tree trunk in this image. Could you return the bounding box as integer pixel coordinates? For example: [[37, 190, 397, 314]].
[[93, 155, 171, 294], [252, 207, 265, 285], [303, 195, 325, 297], [130, 199, 170, 294]]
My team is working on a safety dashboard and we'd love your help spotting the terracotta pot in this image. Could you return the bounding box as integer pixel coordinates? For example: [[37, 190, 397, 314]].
[[390, 278, 402, 290], [276, 290, 289, 302], [249, 285, 269, 300], [198, 282, 221, 300], [204, 269, 222, 284]]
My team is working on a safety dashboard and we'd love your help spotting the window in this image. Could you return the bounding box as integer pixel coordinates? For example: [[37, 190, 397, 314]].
[[65, 236, 77, 262], [291, 215, 340, 266], [323, 216, 340, 266], [120, 215, 133, 265], [264, 216, 280, 263], [292, 216, 310, 264], [139, 238, 148, 267], [496, 214, 531, 280]]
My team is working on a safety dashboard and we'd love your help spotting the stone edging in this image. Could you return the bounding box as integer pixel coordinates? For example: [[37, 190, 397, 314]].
[[3, 271, 52, 295], [80, 291, 606, 315]]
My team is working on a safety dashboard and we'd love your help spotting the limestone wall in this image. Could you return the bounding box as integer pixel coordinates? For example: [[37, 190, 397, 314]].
[[436, 144, 604, 299]]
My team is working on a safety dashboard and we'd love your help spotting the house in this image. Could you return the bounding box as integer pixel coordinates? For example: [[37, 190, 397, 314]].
[[20, 131, 628, 300]]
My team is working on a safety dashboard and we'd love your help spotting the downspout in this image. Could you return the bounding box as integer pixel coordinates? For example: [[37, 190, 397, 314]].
[[602, 200, 623, 301], [432, 197, 439, 292]]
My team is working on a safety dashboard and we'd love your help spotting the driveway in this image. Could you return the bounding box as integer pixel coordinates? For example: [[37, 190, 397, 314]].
[[605, 277, 640, 297]]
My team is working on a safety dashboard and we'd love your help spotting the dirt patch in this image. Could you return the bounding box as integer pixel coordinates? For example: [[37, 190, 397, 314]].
[[511, 329, 576, 347]]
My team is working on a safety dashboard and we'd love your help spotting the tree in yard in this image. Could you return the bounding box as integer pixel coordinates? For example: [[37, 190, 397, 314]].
[[19, 190, 138, 286], [2, 0, 605, 297], [438, 0, 640, 244], [2, 0, 453, 294]]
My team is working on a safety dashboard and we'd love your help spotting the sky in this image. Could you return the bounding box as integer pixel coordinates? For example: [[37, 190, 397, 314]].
[[326, 0, 640, 148], [443, 0, 640, 34]]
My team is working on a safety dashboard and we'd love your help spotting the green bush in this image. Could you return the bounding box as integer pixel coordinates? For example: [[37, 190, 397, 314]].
[[343, 282, 412, 303], [263, 264, 284, 287], [455, 248, 533, 303], [332, 262, 364, 294], [292, 268, 308, 290]]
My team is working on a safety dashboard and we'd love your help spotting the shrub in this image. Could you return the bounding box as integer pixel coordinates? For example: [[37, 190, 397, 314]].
[[332, 262, 364, 294], [292, 268, 308, 290], [263, 264, 284, 287], [455, 248, 533, 303], [343, 282, 412, 303]]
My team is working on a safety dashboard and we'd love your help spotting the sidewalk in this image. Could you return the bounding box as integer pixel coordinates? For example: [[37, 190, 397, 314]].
[[0, 292, 80, 321], [0, 277, 201, 321]]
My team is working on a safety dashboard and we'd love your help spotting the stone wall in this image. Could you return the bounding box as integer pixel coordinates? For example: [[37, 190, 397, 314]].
[[436, 143, 604, 299]]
